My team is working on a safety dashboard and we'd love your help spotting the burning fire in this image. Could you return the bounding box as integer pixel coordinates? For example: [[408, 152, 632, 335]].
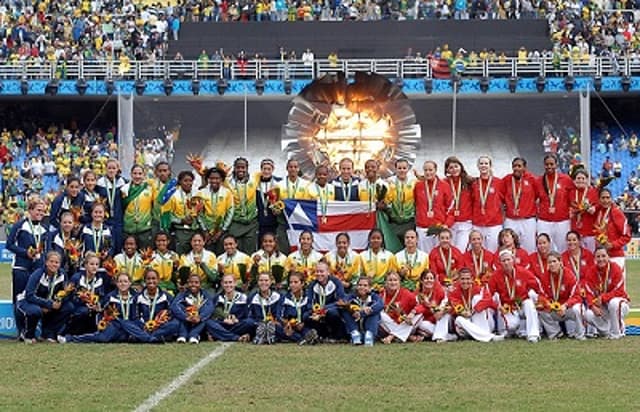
[[282, 72, 421, 179], [312, 105, 393, 170]]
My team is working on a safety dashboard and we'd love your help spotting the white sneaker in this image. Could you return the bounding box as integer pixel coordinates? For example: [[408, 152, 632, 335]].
[[527, 336, 540, 343], [189, 337, 199, 344], [350, 331, 362, 345], [57, 335, 67, 344], [364, 331, 374, 347], [24, 338, 36, 345], [176, 337, 187, 344], [490, 334, 505, 342]]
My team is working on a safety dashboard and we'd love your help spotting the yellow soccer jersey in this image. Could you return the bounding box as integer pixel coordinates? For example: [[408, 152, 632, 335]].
[[395, 249, 429, 286], [386, 176, 416, 222], [285, 249, 324, 284], [114, 252, 145, 284], [195, 185, 234, 231], [217, 250, 253, 284], [325, 249, 362, 285], [179, 250, 218, 285], [358, 249, 398, 289], [121, 182, 154, 233]]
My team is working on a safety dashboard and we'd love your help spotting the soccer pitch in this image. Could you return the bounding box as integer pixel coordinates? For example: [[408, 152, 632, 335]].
[[0, 340, 639, 411], [0, 263, 639, 411]]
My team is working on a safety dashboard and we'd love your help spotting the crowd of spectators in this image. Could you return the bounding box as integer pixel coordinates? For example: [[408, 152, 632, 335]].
[[1, 0, 640, 67], [0, 120, 175, 235]]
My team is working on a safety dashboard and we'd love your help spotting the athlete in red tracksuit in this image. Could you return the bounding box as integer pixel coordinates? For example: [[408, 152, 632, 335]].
[[471, 156, 504, 252], [501, 158, 538, 253], [571, 248, 629, 340], [414, 160, 454, 254], [535, 154, 574, 252]]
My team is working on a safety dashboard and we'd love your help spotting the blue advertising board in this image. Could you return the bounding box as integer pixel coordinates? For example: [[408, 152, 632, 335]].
[[0, 300, 16, 339], [0, 241, 13, 263]]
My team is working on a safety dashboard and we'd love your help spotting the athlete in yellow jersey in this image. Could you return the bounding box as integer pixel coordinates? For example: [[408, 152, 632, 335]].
[[216, 234, 253, 290], [324, 232, 362, 290], [226, 157, 259, 254], [114, 235, 145, 289], [178, 232, 218, 291], [121, 164, 155, 249], [285, 230, 324, 285], [358, 229, 398, 291], [385, 159, 417, 245], [395, 229, 429, 290], [196, 167, 234, 254], [275, 159, 310, 252]]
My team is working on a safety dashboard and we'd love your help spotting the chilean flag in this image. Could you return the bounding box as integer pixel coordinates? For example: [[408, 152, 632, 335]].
[[284, 200, 376, 252]]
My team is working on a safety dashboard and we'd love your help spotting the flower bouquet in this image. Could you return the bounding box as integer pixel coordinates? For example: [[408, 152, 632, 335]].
[[266, 187, 285, 215], [271, 264, 285, 284], [28, 243, 44, 260], [97, 304, 120, 331], [186, 305, 199, 319], [55, 283, 76, 302], [140, 247, 154, 267], [453, 304, 465, 314], [375, 183, 388, 203], [69, 205, 84, 229], [594, 221, 608, 246], [145, 309, 170, 332], [102, 256, 118, 279], [64, 238, 83, 265], [236, 263, 248, 285], [77, 288, 100, 307], [186, 153, 207, 177], [312, 303, 327, 317]]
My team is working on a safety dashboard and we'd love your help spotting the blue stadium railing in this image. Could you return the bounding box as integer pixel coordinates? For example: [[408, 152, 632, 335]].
[[1, 57, 640, 96]]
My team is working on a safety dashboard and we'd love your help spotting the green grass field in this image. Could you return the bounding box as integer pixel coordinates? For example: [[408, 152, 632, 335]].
[[0, 340, 639, 411], [0, 262, 639, 411]]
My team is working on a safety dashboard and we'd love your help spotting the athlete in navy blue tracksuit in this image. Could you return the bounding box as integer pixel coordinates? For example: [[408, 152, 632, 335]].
[[277, 272, 317, 344], [60, 273, 137, 343], [306, 261, 347, 340], [247, 272, 282, 344], [341, 276, 383, 346], [66, 253, 109, 334], [17, 252, 72, 342], [205, 274, 253, 342], [171, 274, 214, 343], [7, 199, 48, 336], [121, 269, 179, 343]]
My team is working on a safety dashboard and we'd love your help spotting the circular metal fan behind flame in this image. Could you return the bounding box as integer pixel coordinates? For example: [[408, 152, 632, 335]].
[[281, 72, 421, 179]]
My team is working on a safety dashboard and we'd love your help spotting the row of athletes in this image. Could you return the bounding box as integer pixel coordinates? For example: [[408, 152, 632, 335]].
[[8, 191, 628, 339], [16, 241, 628, 345], [40, 153, 630, 261]]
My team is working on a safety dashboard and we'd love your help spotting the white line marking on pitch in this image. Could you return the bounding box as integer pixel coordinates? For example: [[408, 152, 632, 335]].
[[133, 343, 232, 412]]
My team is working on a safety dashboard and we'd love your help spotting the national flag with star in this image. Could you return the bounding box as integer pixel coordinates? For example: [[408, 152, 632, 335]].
[[284, 200, 402, 253]]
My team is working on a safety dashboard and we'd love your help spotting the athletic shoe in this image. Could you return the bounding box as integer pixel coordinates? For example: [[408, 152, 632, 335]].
[[24, 338, 36, 345], [265, 322, 276, 345], [57, 335, 67, 344], [176, 337, 187, 344], [351, 331, 362, 345], [299, 329, 318, 346], [189, 337, 199, 344], [490, 334, 505, 342], [254, 323, 266, 345], [364, 331, 374, 347], [46, 338, 57, 344], [527, 336, 540, 343]]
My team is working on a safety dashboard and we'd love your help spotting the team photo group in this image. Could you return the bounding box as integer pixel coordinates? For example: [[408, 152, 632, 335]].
[[8, 152, 631, 346]]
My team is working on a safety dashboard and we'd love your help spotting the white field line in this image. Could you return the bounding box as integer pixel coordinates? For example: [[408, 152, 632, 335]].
[[133, 342, 232, 412]]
